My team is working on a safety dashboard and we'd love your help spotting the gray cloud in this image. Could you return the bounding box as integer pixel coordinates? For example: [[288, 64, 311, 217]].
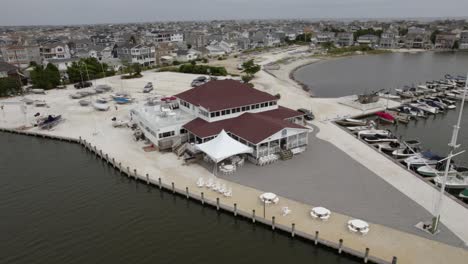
[[1, 0, 468, 26]]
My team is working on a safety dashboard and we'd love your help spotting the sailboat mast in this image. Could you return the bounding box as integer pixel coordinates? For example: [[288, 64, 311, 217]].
[[431, 72, 467, 233]]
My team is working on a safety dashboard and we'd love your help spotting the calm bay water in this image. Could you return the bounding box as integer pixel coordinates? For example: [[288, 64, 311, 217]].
[[293, 51, 468, 98], [0, 133, 360, 264]]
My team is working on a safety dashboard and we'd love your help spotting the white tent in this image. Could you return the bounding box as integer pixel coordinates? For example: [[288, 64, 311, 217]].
[[196, 130, 253, 163]]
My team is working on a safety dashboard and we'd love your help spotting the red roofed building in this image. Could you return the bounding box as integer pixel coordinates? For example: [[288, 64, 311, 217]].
[[132, 79, 309, 160]]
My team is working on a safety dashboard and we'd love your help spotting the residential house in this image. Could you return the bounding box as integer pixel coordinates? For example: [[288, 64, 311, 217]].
[[379, 32, 397, 49], [314, 32, 335, 45], [404, 27, 431, 49], [357, 34, 379, 46], [184, 32, 208, 49], [40, 42, 71, 60], [90, 34, 116, 47], [460, 31, 468, 50], [336, 32, 354, 47], [434, 33, 457, 49], [155, 42, 176, 66], [0, 45, 41, 68], [116, 44, 155, 66], [145, 31, 183, 43], [175, 49, 201, 62]]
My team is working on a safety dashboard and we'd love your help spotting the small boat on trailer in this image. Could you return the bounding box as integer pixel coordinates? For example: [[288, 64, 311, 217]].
[[335, 118, 368, 127], [37, 115, 62, 129], [361, 134, 398, 143]]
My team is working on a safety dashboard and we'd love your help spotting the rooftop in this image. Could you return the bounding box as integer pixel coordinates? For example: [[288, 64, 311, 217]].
[[175, 79, 278, 112], [184, 107, 306, 144]]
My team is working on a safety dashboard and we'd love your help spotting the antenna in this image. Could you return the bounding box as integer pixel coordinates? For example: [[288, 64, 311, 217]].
[[430, 72, 467, 234]]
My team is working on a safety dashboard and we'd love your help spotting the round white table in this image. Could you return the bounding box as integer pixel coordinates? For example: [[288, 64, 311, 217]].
[[349, 219, 369, 230], [312, 207, 330, 217], [260, 192, 278, 204]]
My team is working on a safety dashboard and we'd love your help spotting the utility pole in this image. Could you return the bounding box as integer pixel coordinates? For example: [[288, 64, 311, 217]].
[[431, 72, 467, 234]]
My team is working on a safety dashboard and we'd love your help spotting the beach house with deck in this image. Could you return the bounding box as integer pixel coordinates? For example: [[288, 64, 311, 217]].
[[131, 80, 309, 162]]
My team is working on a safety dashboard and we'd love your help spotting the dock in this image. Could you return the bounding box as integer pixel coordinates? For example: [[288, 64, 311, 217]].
[[1, 126, 467, 264]]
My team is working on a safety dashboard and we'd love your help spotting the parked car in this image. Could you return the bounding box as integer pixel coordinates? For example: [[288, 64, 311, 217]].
[[191, 76, 208, 87], [143, 82, 153, 93], [297, 108, 315, 121], [74, 81, 92, 89]]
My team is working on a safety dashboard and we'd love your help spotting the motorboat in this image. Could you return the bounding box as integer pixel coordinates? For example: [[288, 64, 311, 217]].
[[37, 115, 62, 129], [375, 111, 395, 124], [95, 84, 112, 93], [392, 146, 421, 158], [404, 151, 442, 169], [31, 88, 45, 94], [417, 161, 457, 177], [357, 129, 391, 139], [434, 170, 468, 189], [397, 106, 426, 118], [34, 100, 47, 107], [93, 100, 110, 111], [362, 134, 398, 143], [421, 99, 445, 111], [395, 89, 414, 99], [409, 103, 438, 114], [79, 99, 90, 106], [378, 92, 400, 100], [336, 118, 368, 127], [347, 125, 373, 132], [143, 82, 154, 93], [372, 141, 402, 152], [114, 97, 133, 104], [112, 120, 129, 128], [70, 93, 85, 99]]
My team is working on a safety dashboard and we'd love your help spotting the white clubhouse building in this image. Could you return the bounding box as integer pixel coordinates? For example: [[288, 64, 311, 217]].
[[131, 79, 309, 161]]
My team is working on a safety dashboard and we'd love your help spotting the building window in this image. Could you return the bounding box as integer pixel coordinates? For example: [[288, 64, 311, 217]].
[[221, 110, 226, 115], [215, 112, 220, 117], [236, 107, 241, 112], [180, 129, 187, 134], [269, 101, 274, 106], [210, 112, 215, 117], [226, 109, 231, 114], [241, 106, 247, 111], [159, 131, 175, 138], [246, 105, 250, 111]]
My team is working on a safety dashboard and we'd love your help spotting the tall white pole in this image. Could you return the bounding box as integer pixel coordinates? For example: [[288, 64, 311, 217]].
[[431, 73, 467, 233]]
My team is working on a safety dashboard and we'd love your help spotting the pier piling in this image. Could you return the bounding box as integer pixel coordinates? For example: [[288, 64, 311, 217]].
[[216, 198, 220, 210], [158, 178, 162, 189], [272, 216, 275, 230], [234, 203, 237, 216], [392, 256, 397, 264], [126, 166, 130, 177], [364, 248, 369, 263], [146, 173, 149, 184], [185, 187, 189, 199], [133, 169, 137, 179], [171, 182, 175, 193], [291, 223, 295, 237], [118, 162, 122, 172], [338, 239, 343, 254], [252, 209, 256, 223], [314, 231, 319, 245], [201, 192, 204, 204]]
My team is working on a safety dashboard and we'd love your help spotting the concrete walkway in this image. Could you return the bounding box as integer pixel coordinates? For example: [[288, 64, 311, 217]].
[[217, 126, 464, 247]]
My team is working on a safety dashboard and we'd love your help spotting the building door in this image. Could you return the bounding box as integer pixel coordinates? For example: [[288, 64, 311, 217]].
[[280, 138, 287, 149]]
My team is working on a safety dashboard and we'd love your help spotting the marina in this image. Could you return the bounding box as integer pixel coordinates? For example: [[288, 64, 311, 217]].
[[1, 49, 468, 263]]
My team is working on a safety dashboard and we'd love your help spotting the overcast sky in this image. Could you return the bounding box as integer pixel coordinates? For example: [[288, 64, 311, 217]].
[[2, 0, 468, 26]]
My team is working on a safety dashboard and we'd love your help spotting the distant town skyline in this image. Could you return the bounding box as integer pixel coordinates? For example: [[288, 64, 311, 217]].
[[2, 0, 468, 26]]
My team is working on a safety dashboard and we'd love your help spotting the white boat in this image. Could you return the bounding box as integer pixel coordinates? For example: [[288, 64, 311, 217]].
[[362, 134, 398, 143], [336, 118, 368, 126], [392, 147, 420, 158], [93, 102, 110, 111], [372, 141, 401, 152], [34, 100, 47, 107], [31, 88, 45, 94], [417, 162, 457, 177], [95, 84, 112, 93], [434, 172, 468, 189], [378, 92, 400, 99], [79, 99, 90, 106], [112, 120, 128, 127], [357, 129, 391, 139], [348, 125, 372, 132], [404, 151, 442, 169], [409, 103, 438, 114]]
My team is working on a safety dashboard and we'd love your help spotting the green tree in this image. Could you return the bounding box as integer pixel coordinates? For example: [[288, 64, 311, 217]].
[[241, 74, 253, 83], [129, 35, 137, 44], [66, 58, 115, 83], [398, 27, 408, 36], [430, 30, 440, 44], [241, 59, 261, 76], [0, 77, 21, 96], [30, 63, 61, 89], [321, 41, 335, 50], [452, 40, 459, 50]]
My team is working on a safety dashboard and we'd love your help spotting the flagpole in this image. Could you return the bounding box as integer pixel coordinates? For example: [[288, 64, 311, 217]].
[[431, 72, 467, 233]]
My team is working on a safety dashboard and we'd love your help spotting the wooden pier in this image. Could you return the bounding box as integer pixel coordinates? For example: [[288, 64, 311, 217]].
[[1, 127, 467, 264]]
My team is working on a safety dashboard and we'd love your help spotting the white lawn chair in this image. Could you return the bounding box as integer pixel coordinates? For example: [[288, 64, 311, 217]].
[[196, 178, 204, 188], [212, 181, 221, 191], [205, 178, 214, 188], [223, 187, 232, 197], [281, 206, 291, 216], [218, 184, 227, 193]]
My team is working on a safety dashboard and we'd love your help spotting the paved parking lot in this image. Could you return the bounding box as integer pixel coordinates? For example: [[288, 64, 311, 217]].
[[218, 125, 464, 247]]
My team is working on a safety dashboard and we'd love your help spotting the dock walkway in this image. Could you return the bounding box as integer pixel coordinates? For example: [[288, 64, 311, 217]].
[[1, 126, 467, 264]]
